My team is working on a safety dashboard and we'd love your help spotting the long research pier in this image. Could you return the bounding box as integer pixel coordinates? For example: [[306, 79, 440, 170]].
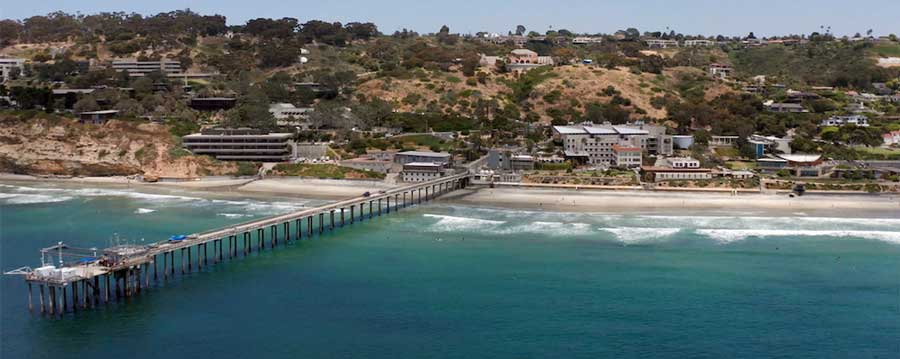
[[4, 173, 472, 317]]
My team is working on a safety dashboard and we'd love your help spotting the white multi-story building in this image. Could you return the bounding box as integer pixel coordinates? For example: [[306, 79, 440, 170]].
[[645, 39, 679, 48], [819, 115, 869, 127], [553, 123, 673, 165], [612, 145, 642, 168], [572, 36, 604, 45], [684, 39, 715, 47], [0, 58, 26, 82], [112, 58, 182, 77], [269, 103, 314, 128], [400, 162, 445, 182]]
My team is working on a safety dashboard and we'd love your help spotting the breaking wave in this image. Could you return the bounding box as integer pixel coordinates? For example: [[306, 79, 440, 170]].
[[423, 214, 506, 232], [2, 193, 74, 205], [218, 213, 254, 218], [600, 227, 682, 243], [696, 229, 900, 244]]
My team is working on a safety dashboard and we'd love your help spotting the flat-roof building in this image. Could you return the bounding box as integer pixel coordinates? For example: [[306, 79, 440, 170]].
[[820, 115, 869, 127], [0, 58, 26, 82], [394, 151, 452, 167], [182, 129, 296, 162], [112, 59, 182, 77], [400, 162, 446, 182], [78, 110, 119, 125], [269, 103, 314, 128], [552, 122, 672, 166]]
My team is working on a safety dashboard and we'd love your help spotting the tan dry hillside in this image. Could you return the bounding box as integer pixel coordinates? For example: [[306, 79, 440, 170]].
[[357, 65, 735, 123], [0, 116, 236, 178]]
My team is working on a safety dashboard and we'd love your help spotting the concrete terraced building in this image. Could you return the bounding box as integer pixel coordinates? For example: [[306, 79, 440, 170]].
[[553, 123, 673, 165], [182, 129, 296, 162], [112, 59, 182, 77]]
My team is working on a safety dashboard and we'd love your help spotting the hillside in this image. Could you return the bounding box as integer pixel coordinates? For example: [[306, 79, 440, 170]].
[[0, 114, 236, 178], [357, 65, 735, 123]]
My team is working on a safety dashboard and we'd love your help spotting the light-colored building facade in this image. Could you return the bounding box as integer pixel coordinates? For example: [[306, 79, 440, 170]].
[[394, 151, 452, 167], [645, 39, 679, 48], [182, 129, 296, 162], [612, 145, 641, 168], [684, 39, 715, 47], [0, 58, 26, 82], [553, 123, 673, 165], [709, 63, 732, 79], [339, 158, 393, 174], [572, 36, 604, 45], [506, 49, 554, 72], [269, 103, 314, 128], [400, 162, 446, 182], [112, 59, 182, 77], [819, 115, 869, 127]]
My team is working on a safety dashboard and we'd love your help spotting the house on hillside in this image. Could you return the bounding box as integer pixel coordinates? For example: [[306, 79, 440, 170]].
[[78, 110, 118, 125], [684, 39, 715, 47], [645, 39, 679, 48], [572, 36, 604, 45], [506, 49, 554, 73], [765, 102, 808, 113], [819, 115, 869, 127], [708, 63, 732, 79]]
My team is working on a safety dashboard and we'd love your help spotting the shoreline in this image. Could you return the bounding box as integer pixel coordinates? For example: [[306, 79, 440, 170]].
[[3, 173, 899, 216], [442, 185, 900, 216]]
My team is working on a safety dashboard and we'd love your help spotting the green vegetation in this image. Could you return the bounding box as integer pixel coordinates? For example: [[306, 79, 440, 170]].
[[271, 163, 385, 179], [233, 162, 259, 176], [870, 42, 900, 57]]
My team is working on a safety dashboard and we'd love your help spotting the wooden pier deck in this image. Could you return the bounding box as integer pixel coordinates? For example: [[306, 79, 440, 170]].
[[6, 173, 471, 316]]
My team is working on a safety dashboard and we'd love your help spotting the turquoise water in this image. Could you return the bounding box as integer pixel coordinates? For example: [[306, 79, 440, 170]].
[[1, 182, 899, 358]]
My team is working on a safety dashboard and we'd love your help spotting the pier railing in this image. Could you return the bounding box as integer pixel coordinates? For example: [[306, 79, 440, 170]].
[[5, 172, 471, 317]]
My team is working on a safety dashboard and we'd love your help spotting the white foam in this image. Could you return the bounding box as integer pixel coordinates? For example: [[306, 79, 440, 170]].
[[498, 221, 594, 236], [600, 227, 682, 243], [4, 194, 74, 205], [424, 214, 506, 232], [217, 213, 254, 218], [134, 208, 156, 214], [697, 229, 900, 244]]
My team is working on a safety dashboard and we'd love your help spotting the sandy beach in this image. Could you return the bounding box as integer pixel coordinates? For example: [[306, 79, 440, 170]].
[[444, 186, 900, 215], [4, 172, 900, 214]]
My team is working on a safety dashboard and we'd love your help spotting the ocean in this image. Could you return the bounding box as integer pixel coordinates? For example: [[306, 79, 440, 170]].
[[1, 181, 898, 358]]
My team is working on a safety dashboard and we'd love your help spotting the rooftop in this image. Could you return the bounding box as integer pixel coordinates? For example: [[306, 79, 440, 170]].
[[397, 151, 451, 158]]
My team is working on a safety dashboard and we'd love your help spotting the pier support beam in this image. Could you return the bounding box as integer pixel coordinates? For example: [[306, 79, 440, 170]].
[[330, 210, 335, 230], [350, 206, 355, 224], [271, 225, 277, 247], [257, 228, 264, 250], [104, 275, 110, 303], [163, 252, 169, 279], [181, 248, 186, 274], [378, 199, 382, 216], [319, 213, 324, 234], [27, 282, 33, 312], [39, 284, 45, 313], [284, 222, 290, 245], [308, 216, 313, 236], [48, 286, 55, 315], [295, 219, 302, 240], [341, 208, 345, 227]]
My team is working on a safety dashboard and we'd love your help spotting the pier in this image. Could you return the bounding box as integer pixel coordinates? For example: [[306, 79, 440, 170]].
[[5, 173, 471, 317]]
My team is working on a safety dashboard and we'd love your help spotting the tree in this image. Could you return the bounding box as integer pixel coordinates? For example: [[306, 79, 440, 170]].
[[223, 88, 275, 130], [515, 25, 526, 36]]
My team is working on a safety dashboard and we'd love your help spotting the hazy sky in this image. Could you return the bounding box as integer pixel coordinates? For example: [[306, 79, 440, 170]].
[[3, 0, 898, 37]]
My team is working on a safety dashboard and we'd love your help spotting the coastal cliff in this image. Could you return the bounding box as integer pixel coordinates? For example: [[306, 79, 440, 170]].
[[0, 114, 235, 178]]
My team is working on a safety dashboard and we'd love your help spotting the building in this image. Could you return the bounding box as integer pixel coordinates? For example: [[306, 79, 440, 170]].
[[819, 115, 869, 127], [709, 135, 739, 147], [757, 154, 824, 177], [645, 39, 679, 48], [684, 39, 715, 47], [664, 157, 701, 168], [78, 110, 118, 124], [708, 63, 732, 79], [641, 166, 712, 182], [747, 134, 792, 158], [766, 102, 808, 113], [111, 59, 182, 77], [394, 151, 452, 167], [883, 130, 900, 146], [553, 122, 673, 166], [506, 49, 554, 72], [486, 149, 535, 172], [572, 36, 603, 45], [612, 145, 642, 168], [0, 58, 26, 82], [269, 103, 314, 127], [182, 129, 296, 162], [400, 162, 446, 182], [189, 97, 237, 111]]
